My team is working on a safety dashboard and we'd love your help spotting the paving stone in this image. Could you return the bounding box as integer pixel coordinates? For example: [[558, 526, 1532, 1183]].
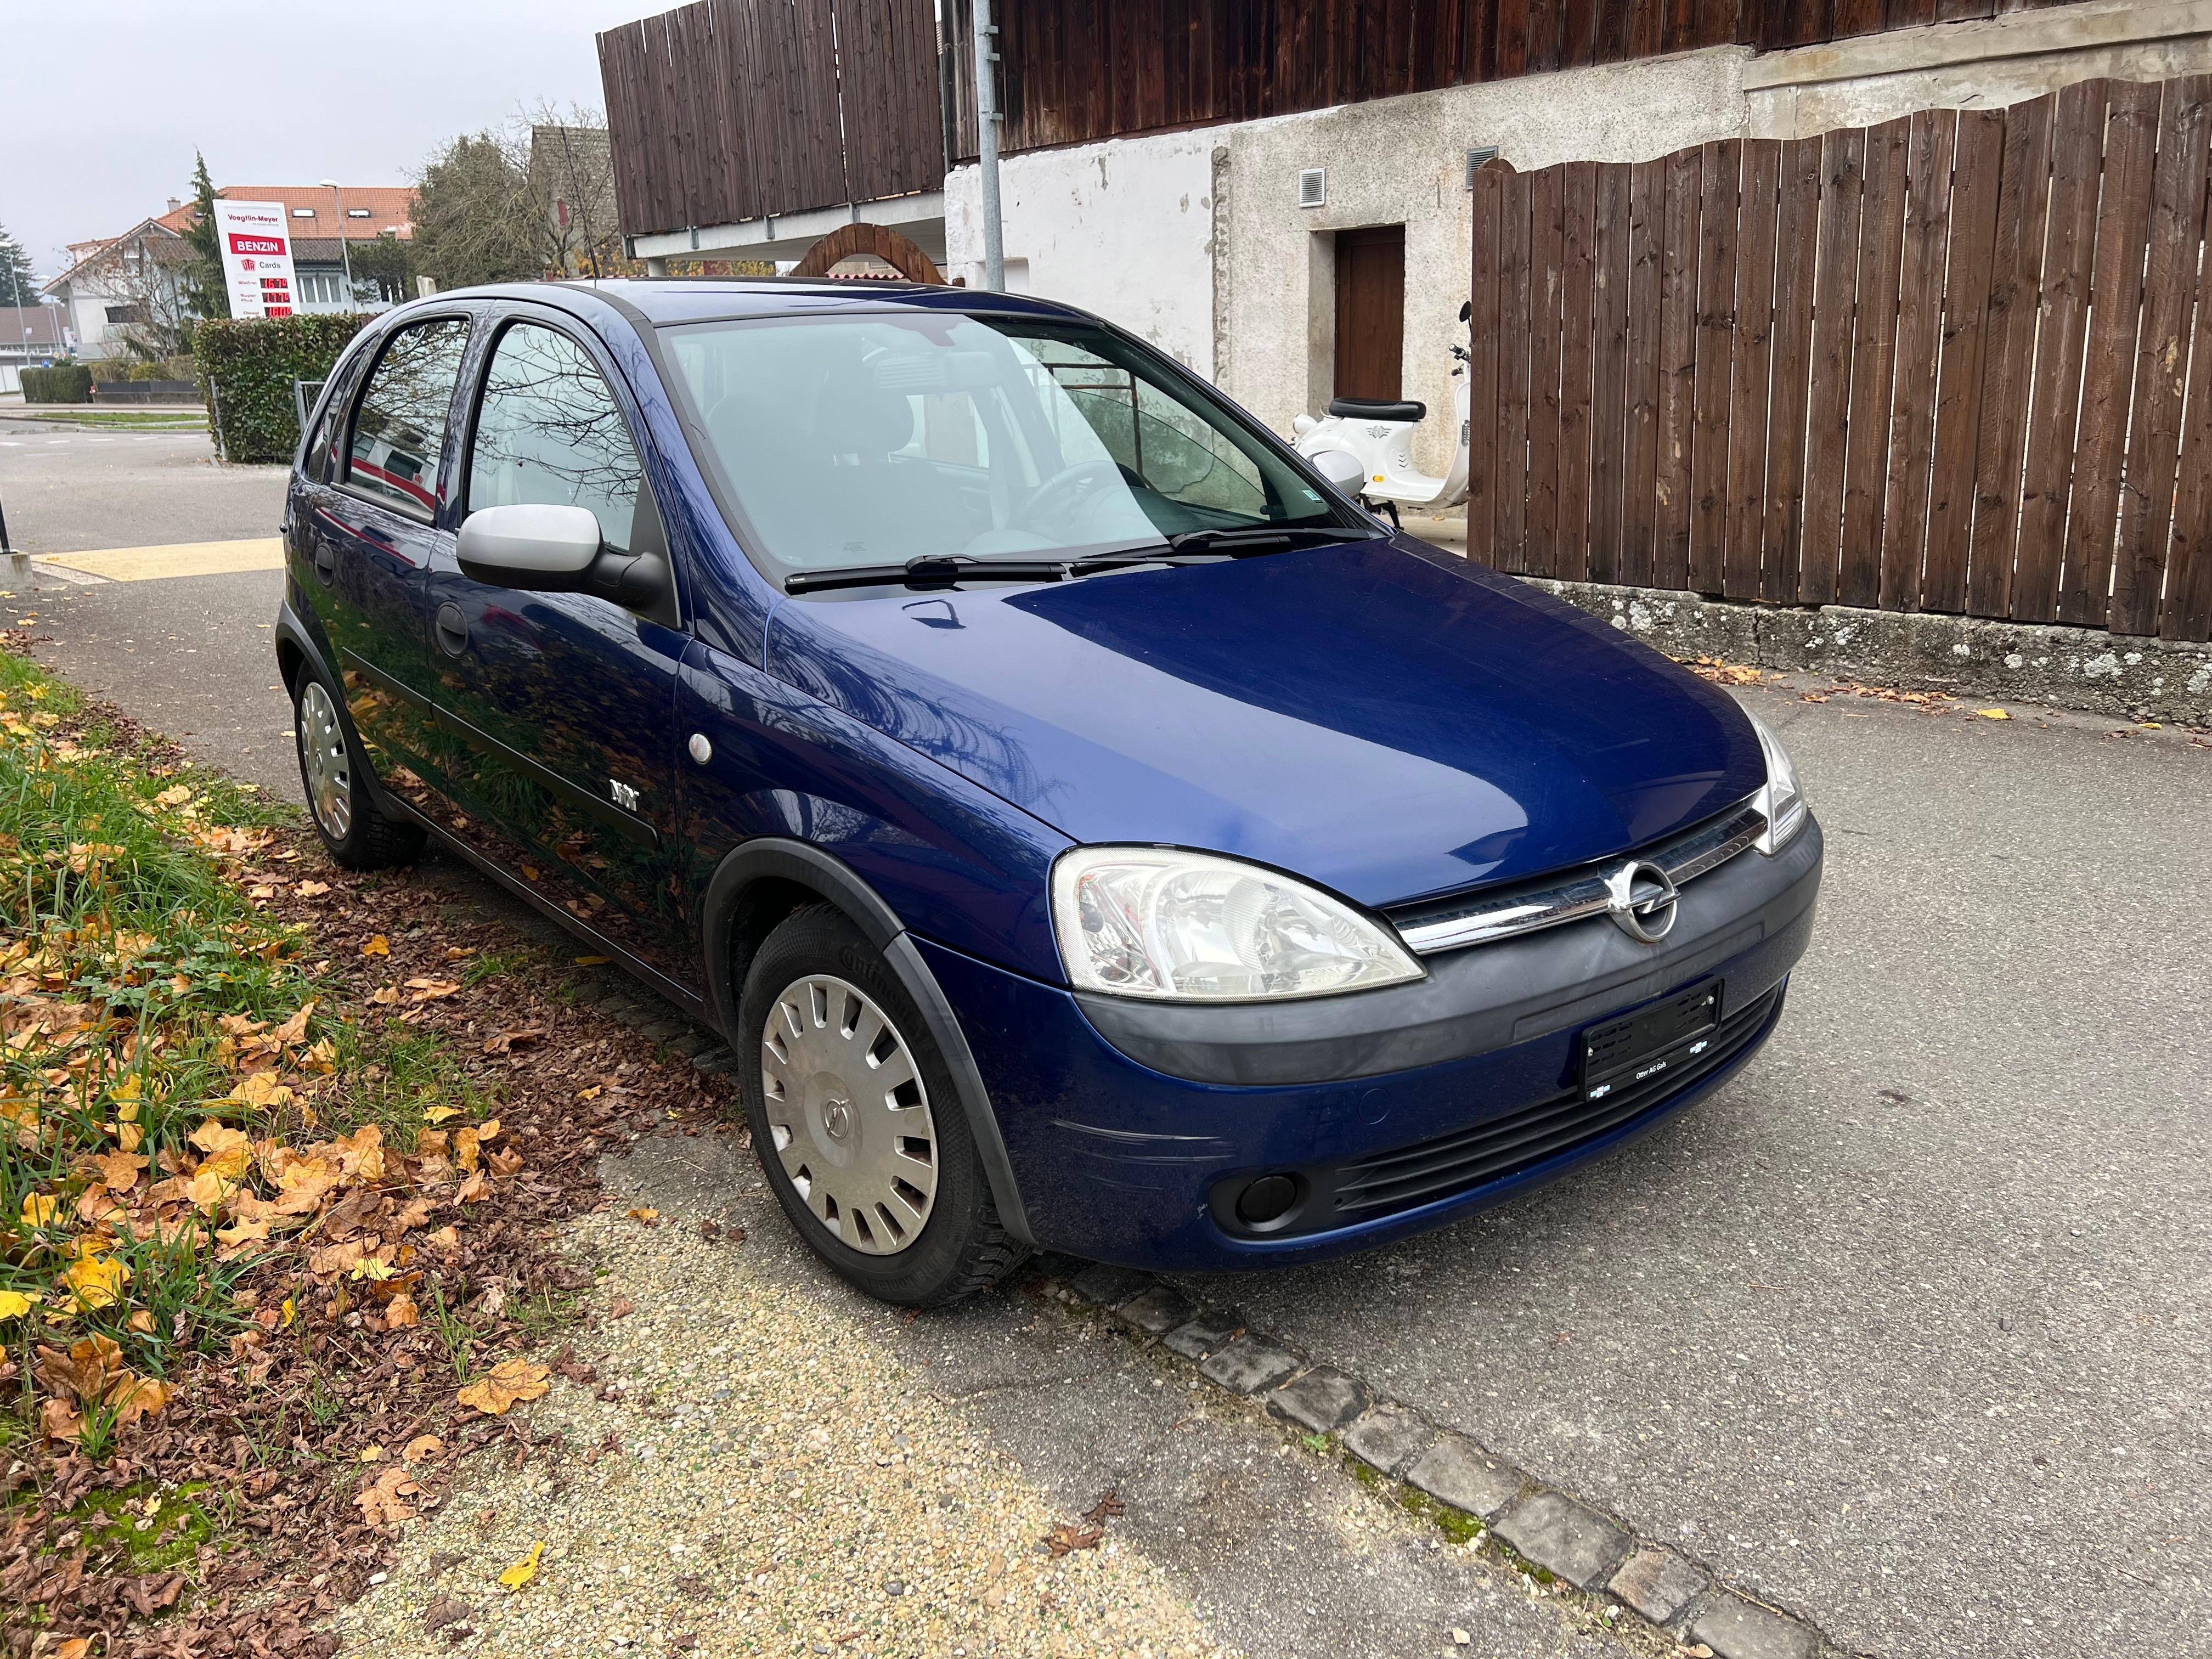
[[1266, 1364, 1370, 1432], [1341, 1403, 1436, 1475], [1604, 1547, 1708, 1625], [667, 1032, 709, 1057], [1403, 1432, 1522, 1519], [1160, 1307, 1244, 1361], [1686, 1594, 1817, 1659], [1114, 1282, 1196, 1334], [1066, 1263, 1153, 1310], [689, 1046, 738, 1074], [1494, 1491, 1633, 1590], [639, 1018, 689, 1041], [1197, 1333, 1301, 1395]]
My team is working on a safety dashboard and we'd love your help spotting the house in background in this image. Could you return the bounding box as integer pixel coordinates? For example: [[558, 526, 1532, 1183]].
[[44, 183, 417, 357]]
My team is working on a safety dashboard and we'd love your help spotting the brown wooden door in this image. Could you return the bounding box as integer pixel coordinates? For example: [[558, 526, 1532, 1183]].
[[1334, 225, 1406, 402]]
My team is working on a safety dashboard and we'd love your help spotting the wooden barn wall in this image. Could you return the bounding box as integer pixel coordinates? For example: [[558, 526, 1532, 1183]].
[[598, 0, 941, 238], [1465, 75, 2212, 643], [944, 0, 2085, 162]]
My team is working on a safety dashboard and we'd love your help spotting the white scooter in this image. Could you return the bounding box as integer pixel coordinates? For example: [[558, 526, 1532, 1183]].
[[1293, 300, 1472, 527]]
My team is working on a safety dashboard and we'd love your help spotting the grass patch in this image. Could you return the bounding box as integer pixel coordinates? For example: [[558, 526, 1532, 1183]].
[[462, 949, 530, 989]]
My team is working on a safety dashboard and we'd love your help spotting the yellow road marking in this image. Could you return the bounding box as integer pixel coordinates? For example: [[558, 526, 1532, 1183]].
[[37, 538, 285, 582]]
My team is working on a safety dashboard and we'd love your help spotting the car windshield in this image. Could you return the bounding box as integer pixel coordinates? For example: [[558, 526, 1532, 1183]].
[[659, 311, 1361, 578]]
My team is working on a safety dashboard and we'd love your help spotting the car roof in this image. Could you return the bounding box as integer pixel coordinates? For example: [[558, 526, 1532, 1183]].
[[435, 277, 1094, 329]]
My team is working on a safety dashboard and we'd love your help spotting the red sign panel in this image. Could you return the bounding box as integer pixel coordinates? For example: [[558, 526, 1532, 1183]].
[[228, 233, 286, 257]]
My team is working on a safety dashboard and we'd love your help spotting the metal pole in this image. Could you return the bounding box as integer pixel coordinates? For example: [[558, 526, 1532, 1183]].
[[331, 184, 354, 298], [0, 483, 26, 591], [973, 0, 1005, 294]]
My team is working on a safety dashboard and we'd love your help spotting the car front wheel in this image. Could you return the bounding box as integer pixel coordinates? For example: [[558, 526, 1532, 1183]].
[[738, 904, 1026, 1306], [293, 665, 425, 870]]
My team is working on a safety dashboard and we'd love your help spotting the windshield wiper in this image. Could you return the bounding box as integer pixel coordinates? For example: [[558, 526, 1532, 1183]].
[[1163, 524, 1377, 556], [785, 555, 1075, 595]]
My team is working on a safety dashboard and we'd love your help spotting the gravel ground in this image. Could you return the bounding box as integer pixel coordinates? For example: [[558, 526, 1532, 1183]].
[[331, 1207, 1230, 1659]]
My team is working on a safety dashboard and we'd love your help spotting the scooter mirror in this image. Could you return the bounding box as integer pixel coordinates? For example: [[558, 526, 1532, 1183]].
[[1459, 300, 1472, 323], [1309, 449, 1368, 494]]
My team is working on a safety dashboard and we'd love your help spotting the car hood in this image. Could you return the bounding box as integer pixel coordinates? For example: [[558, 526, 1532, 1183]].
[[763, 538, 1765, 907]]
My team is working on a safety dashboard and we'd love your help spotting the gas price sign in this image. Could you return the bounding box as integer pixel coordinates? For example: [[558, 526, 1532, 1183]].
[[213, 201, 299, 319]]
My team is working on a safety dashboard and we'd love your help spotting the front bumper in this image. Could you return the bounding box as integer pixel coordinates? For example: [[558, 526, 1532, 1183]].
[[922, 816, 1822, 1271]]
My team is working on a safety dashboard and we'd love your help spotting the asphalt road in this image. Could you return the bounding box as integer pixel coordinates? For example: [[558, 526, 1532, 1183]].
[[11, 445, 2209, 1657], [0, 424, 284, 554]]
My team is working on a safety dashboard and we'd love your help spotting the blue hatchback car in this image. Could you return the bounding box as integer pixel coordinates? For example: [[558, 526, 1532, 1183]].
[[276, 279, 1822, 1306]]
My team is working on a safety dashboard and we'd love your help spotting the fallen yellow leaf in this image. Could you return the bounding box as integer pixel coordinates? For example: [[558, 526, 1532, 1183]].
[[362, 935, 391, 957], [1977, 708, 2011, 720], [573, 955, 610, 966], [423, 1104, 461, 1123], [281, 1296, 297, 1328], [63, 1247, 129, 1310], [457, 1357, 551, 1416], [627, 1207, 659, 1224], [153, 785, 193, 807], [499, 1539, 546, 1591], [20, 1193, 59, 1227], [360, 1444, 386, 1462], [0, 1290, 33, 1319]]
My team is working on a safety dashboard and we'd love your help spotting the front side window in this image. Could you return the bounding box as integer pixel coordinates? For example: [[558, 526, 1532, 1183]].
[[661, 312, 1357, 578], [346, 317, 470, 517], [466, 323, 647, 552]]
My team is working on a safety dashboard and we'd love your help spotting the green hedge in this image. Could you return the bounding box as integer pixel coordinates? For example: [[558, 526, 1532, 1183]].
[[20, 364, 92, 404], [194, 313, 373, 465]]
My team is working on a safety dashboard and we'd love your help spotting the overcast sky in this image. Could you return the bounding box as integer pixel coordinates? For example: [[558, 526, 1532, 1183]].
[[5, 0, 650, 281]]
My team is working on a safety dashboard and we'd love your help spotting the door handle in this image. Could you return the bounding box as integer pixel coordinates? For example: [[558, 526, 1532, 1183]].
[[435, 602, 469, 657], [312, 537, 337, 584]]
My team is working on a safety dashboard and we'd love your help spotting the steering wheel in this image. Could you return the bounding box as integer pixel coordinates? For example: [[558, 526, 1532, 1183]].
[[1013, 458, 1126, 533]]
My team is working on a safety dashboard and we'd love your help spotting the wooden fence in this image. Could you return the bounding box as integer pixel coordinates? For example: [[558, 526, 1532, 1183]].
[[1469, 75, 2212, 642], [945, 0, 2083, 161], [597, 0, 941, 239]]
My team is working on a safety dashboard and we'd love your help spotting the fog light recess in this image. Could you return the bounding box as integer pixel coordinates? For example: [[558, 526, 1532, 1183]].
[[1234, 1173, 1300, 1227]]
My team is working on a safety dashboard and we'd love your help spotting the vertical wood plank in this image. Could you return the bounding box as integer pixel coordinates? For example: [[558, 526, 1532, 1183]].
[[1800, 126, 1865, 605], [1923, 109, 2005, 614], [1466, 165, 1504, 567], [2062, 80, 2160, 628], [1966, 93, 2053, 619], [1690, 138, 1740, 595], [1527, 165, 1567, 578], [1590, 162, 1632, 583], [2119, 77, 2212, 637], [1623, 159, 1665, 588], [2015, 80, 2106, 622], [1724, 140, 1781, 601], [1881, 109, 1955, 612], [1496, 168, 1533, 572], [1762, 136, 1824, 603], [2167, 177, 2212, 640], [1656, 147, 1700, 590], [1840, 116, 1910, 610], [1559, 162, 1598, 582]]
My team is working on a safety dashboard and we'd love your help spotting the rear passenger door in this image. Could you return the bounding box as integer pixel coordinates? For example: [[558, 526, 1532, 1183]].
[[417, 308, 692, 985], [307, 314, 475, 778]]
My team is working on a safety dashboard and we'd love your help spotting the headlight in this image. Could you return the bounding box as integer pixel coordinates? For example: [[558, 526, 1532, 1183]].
[[1747, 713, 1807, 854], [1052, 847, 1425, 1001]]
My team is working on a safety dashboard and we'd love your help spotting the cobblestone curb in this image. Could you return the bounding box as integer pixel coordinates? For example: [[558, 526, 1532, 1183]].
[[1037, 1255, 1857, 1659]]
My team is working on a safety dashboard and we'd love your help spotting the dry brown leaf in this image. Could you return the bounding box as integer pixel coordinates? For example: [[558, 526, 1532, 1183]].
[[456, 1358, 551, 1417], [404, 1434, 445, 1464], [356, 1464, 422, 1525], [369, 985, 401, 1006], [296, 879, 331, 896], [383, 1290, 421, 1328], [270, 998, 316, 1043], [487, 1146, 525, 1178]]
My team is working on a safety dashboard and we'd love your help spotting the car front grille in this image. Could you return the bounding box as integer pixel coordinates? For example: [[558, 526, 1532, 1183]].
[[1212, 982, 1782, 1239]]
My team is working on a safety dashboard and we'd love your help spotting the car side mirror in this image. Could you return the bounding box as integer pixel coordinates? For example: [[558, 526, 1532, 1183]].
[[1309, 449, 1368, 495], [457, 501, 672, 617]]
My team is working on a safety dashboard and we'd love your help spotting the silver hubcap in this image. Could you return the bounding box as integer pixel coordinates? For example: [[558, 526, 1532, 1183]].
[[298, 680, 353, 840], [761, 974, 937, 1256]]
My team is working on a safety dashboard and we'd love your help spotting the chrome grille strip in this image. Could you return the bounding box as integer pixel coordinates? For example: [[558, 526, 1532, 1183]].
[[1392, 802, 1767, 956]]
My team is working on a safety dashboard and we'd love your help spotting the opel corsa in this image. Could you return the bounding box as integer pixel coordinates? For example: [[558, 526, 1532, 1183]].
[[276, 280, 1823, 1306]]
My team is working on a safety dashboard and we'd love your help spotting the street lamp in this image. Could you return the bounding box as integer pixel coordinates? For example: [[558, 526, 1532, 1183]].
[[320, 179, 354, 302]]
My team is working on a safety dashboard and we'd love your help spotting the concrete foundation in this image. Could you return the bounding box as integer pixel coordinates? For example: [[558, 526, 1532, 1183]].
[[1525, 578, 2212, 727]]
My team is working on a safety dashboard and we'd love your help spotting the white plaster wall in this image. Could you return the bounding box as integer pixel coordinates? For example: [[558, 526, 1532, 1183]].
[[1221, 48, 1752, 476], [944, 128, 1220, 378]]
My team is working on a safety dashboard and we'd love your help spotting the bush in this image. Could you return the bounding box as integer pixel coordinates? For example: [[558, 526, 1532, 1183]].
[[193, 313, 373, 465], [20, 364, 92, 404]]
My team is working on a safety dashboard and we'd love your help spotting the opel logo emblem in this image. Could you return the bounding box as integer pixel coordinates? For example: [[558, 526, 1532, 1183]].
[[1603, 860, 1679, 944], [822, 1097, 853, 1141]]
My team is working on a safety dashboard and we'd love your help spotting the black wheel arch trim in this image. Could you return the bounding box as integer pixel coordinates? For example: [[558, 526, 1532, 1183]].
[[273, 596, 415, 823], [699, 837, 1034, 1245]]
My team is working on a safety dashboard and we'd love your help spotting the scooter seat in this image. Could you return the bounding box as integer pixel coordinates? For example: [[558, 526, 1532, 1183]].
[[1328, 397, 1427, 422]]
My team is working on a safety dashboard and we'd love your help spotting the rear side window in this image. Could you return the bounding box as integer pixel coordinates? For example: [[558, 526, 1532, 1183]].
[[466, 323, 648, 553], [345, 317, 471, 517]]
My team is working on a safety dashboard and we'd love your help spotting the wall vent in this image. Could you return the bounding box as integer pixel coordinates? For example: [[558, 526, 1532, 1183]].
[[1465, 146, 1500, 187], [1297, 167, 1327, 208]]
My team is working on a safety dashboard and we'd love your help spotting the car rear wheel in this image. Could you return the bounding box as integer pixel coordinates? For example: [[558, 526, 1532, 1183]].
[[738, 904, 1026, 1306], [294, 665, 425, 870]]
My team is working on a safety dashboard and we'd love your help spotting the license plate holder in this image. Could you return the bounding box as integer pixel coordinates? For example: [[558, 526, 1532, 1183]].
[[1580, 981, 1723, 1103]]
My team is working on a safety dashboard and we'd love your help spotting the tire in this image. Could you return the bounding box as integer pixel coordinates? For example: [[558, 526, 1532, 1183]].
[[737, 904, 1028, 1307], [292, 661, 425, 870]]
